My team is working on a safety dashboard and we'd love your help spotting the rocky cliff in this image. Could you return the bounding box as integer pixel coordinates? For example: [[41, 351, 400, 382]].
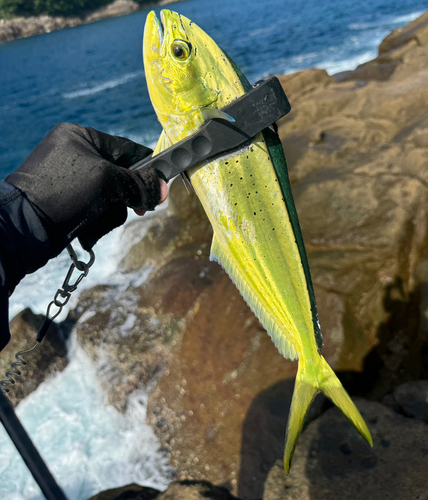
[[0, 0, 180, 44], [3, 10, 428, 500]]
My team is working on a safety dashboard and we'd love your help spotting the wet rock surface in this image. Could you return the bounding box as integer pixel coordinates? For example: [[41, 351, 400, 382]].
[[262, 394, 428, 500], [88, 480, 239, 500], [0, 308, 68, 407]]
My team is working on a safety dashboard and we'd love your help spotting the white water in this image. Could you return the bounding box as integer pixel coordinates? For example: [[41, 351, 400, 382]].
[[268, 9, 425, 78], [62, 71, 144, 99], [0, 339, 173, 500], [3, 205, 173, 500], [9, 205, 167, 321]]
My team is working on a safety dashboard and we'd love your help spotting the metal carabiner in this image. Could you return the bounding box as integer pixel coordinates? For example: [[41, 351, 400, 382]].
[[66, 244, 95, 272], [61, 263, 84, 294]]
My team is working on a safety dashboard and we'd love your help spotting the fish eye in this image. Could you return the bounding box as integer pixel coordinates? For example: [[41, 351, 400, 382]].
[[171, 40, 191, 61]]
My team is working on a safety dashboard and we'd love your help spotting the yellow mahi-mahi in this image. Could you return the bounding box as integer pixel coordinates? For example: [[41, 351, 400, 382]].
[[143, 9, 373, 472]]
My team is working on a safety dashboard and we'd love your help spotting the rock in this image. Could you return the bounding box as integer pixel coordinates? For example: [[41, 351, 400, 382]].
[[276, 12, 428, 399], [119, 179, 212, 274], [87, 482, 159, 500], [263, 398, 428, 500], [146, 271, 298, 498], [277, 69, 334, 101], [392, 380, 428, 421], [0, 15, 81, 44], [156, 481, 239, 500], [74, 180, 215, 412], [0, 308, 68, 407], [379, 11, 428, 55], [87, 481, 240, 500], [85, 0, 138, 23], [80, 13, 428, 498], [334, 11, 428, 83]]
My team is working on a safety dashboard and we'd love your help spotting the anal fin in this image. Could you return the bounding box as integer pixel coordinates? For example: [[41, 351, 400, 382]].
[[210, 236, 298, 361]]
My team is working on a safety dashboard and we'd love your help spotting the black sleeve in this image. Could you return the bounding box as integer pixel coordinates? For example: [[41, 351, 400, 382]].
[[0, 181, 54, 351]]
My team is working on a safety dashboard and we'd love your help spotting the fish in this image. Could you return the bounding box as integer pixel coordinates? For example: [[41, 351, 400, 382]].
[[142, 9, 373, 472]]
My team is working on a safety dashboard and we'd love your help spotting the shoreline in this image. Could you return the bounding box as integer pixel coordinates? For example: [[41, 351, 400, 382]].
[[0, 0, 181, 44]]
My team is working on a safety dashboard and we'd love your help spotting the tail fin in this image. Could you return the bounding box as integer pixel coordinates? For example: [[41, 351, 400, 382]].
[[283, 355, 373, 473]]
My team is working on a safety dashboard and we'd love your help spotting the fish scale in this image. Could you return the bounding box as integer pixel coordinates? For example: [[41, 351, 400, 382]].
[[143, 8, 373, 473]]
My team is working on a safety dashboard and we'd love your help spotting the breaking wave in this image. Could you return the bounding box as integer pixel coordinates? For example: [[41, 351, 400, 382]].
[[62, 71, 144, 99], [0, 340, 174, 500]]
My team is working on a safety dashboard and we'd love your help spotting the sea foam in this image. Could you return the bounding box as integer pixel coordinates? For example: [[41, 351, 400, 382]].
[[62, 71, 144, 99], [0, 339, 174, 500]]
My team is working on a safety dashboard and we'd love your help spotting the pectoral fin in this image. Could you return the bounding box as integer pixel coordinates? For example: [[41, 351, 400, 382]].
[[154, 130, 172, 155], [202, 108, 235, 123]]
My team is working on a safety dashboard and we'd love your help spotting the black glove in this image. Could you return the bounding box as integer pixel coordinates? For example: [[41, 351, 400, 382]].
[[6, 122, 161, 253]]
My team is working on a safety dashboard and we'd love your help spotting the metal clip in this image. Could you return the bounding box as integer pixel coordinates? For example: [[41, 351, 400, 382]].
[[62, 263, 85, 294], [66, 244, 95, 271]]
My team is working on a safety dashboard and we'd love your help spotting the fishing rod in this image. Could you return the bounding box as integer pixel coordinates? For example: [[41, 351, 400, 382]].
[[0, 77, 290, 500], [0, 390, 69, 500]]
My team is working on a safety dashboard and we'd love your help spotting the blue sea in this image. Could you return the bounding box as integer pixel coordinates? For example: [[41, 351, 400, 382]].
[[0, 0, 427, 498]]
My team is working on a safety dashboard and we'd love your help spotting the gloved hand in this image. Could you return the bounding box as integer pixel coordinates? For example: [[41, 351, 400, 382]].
[[6, 122, 167, 254]]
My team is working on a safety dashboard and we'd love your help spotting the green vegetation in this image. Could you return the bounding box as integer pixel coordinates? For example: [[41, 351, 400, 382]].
[[0, 0, 112, 18]]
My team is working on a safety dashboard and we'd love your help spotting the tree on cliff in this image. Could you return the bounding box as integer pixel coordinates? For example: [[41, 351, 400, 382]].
[[0, 0, 111, 18]]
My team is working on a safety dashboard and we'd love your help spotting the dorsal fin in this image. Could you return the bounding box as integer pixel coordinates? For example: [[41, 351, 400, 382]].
[[263, 127, 323, 349]]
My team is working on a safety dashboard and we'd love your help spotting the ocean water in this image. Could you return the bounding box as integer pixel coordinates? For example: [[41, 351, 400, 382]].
[[0, 339, 174, 500], [0, 0, 427, 498]]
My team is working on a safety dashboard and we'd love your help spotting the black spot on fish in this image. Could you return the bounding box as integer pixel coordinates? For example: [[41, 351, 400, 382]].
[[195, 46, 197, 57]]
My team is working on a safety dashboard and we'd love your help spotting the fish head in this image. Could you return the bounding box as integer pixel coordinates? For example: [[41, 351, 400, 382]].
[[143, 10, 250, 141]]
